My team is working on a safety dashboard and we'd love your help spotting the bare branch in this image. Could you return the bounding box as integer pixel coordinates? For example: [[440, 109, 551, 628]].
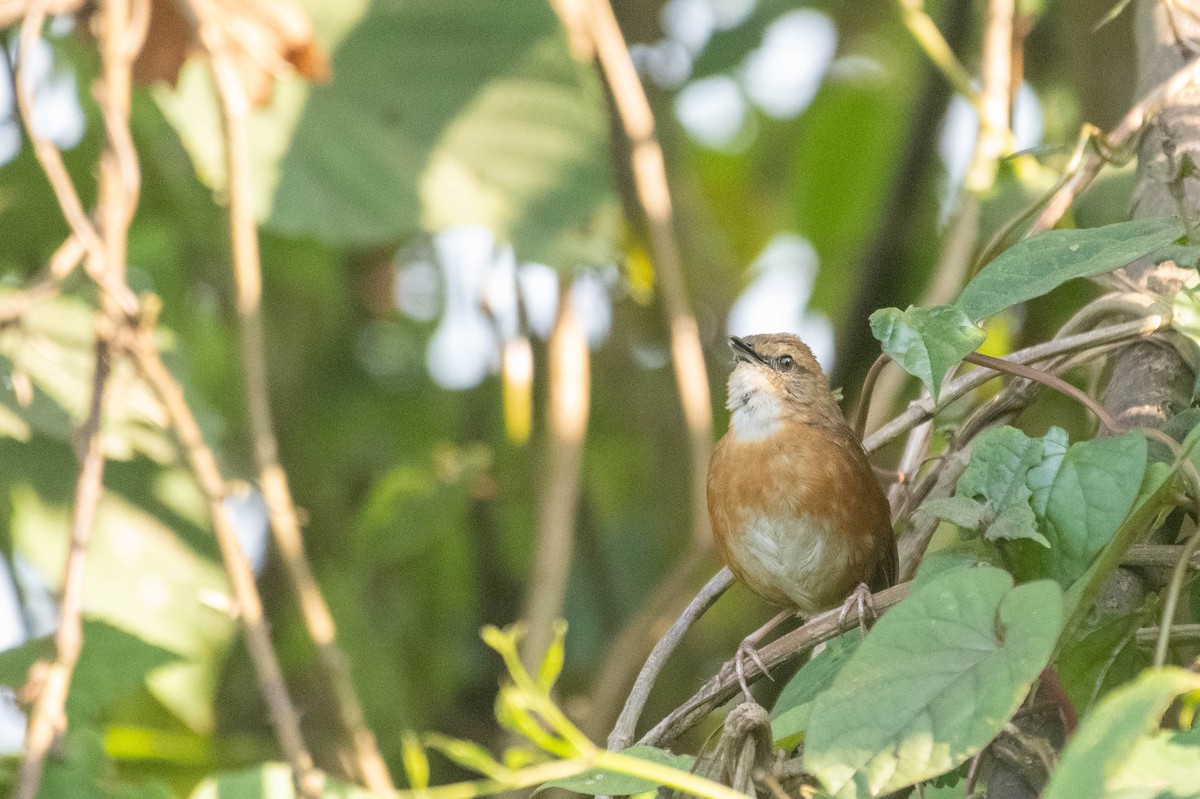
[[131, 331, 323, 797], [197, 12, 394, 792], [607, 567, 734, 751], [638, 583, 911, 748]]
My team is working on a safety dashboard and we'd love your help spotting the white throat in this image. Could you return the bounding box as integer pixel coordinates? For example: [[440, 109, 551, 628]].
[[727, 366, 782, 442]]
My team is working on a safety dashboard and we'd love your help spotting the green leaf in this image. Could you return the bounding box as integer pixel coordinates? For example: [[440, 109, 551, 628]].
[[1012, 431, 1148, 586], [424, 734, 511, 780], [868, 305, 986, 399], [918, 427, 1051, 548], [1057, 616, 1150, 716], [909, 545, 996, 590], [771, 633, 862, 748], [1043, 668, 1200, 799], [915, 496, 989, 531], [0, 618, 179, 725], [541, 746, 695, 796], [157, 0, 616, 268], [804, 567, 1063, 798], [957, 218, 1184, 321]]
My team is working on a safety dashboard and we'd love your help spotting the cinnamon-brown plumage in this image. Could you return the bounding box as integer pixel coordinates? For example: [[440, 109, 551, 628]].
[[707, 334, 896, 692]]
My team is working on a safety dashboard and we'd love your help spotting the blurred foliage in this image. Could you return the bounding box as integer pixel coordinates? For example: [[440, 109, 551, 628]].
[[0, 0, 1195, 797]]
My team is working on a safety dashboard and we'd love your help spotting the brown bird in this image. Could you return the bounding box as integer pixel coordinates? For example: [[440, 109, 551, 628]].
[[707, 333, 897, 697]]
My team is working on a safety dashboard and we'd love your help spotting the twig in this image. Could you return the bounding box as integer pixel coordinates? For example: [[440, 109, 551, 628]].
[[864, 316, 1166, 454], [15, 335, 112, 799], [1125, 543, 1200, 569], [200, 21, 394, 794], [607, 567, 734, 751], [853, 354, 889, 441], [1154, 459, 1200, 666], [1137, 623, 1200, 644], [638, 583, 910, 747], [130, 331, 323, 797], [893, 0, 978, 104], [583, 547, 712, 740], [962, 352, 1120, 433], [965, 0, 1014, 194], [15, 1, 138, 794], [15, 3, 138, 318], [521, 285, 591, 672], [1030, 53, 1200, 235], [568, 0, 714, 548]]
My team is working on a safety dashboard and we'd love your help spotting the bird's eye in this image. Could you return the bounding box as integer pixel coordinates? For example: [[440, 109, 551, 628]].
[[778, 355, 795, 371]]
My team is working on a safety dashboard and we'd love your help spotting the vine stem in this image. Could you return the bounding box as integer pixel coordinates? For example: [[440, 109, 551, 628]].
[[197, 9, 394, 792], [864, 316, 1166, 454], [962, 352, 1120, 433]]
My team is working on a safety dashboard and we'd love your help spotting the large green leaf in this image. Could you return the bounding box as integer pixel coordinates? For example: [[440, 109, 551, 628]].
[[0, 618, 179, 725], [1043, 668, 1200, 799], [1057, 616, 1151, 717], [804, 567, 1062, 798], [868, 305, 986, 399], [957, 218, 1184, 321], [771, 633, 861, 748], [542, 746, 695, 795], [157, 0, 616, 268]]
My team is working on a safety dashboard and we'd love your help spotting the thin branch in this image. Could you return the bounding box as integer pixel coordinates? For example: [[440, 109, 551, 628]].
[[607, 567, 734, 751], [566, 0, 714, 548], [864, 316, 1166, 454], [521, 285, 591, 672], [962, 352, 1120, 433], [853, 354, 889, 441], [15, 335, 111, 799], [130, 331, 323, 797], [1030, 53, 1200, 235], [1137, 623, 1200, 644], [1124, 543, 1200, 569], [638, 583, 911, 747], [965, 0, 1014, 194], [1154, 451, 1200, 667], [199, 20, 394, 794], [0, 235, 85, 326]]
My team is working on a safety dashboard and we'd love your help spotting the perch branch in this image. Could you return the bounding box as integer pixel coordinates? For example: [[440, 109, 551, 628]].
[[638, 583, 910, 747], [199, 20, 394, 794], [607, 567, 734, 751]]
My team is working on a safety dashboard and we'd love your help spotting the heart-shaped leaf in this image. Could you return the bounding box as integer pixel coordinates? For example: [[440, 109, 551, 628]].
[[869, 305, 986, 399], [804, 567, 1062, 798]]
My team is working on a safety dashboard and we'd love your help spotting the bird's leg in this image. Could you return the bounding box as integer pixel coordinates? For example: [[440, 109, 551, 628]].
[[734, 609, 795, 701], [836, 583, 878, 637]]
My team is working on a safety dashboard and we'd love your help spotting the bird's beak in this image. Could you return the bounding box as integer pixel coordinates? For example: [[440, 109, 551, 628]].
[[729, 336, 766, 366]]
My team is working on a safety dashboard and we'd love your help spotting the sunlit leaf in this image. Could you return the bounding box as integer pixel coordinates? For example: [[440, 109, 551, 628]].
[[771, 633, 861, 748], [957, 218, 1184, 321], [868, 305, 986, 399], [805, 567, 1062, 798]]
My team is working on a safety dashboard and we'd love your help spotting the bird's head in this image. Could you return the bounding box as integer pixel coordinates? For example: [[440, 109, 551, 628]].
[[726, 333, 840, 436]]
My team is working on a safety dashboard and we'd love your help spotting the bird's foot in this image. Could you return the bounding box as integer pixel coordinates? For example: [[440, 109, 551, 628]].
[[734, 637, 774, 702], [836, 582, 878, 638]]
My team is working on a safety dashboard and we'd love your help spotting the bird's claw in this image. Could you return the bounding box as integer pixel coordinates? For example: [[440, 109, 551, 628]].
[[836, 582, 878, 638], [734, 638, 774, 701]]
